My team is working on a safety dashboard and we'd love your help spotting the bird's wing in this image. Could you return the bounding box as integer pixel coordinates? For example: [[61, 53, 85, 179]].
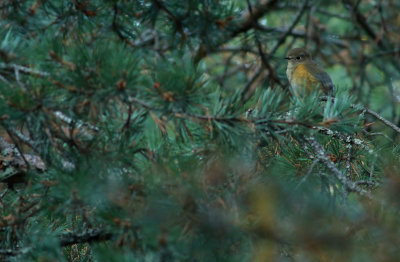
[[304, 61, 335, 95]]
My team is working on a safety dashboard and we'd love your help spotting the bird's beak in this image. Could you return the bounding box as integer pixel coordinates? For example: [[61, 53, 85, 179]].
[[285, 57, 290, 60]]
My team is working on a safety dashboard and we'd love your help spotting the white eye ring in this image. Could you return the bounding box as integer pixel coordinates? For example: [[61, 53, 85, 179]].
[[296, 56, 301, 60]]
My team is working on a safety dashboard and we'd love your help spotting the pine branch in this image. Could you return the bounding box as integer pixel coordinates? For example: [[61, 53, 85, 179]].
[[0, 247, 30, 257], [305, 136, 372, 199], [360, 107, 400, 135], [51, 110, 99, 132], [128, 94, 397, 143], [60, 228, 112, 246], [321, 96, 400, 135], [0, 63, 50, 77], [0, 229, 111, 258]]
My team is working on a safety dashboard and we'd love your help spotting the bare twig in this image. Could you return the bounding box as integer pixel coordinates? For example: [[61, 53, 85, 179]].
[[1, 124, 31, 169], [216, 46, 259, 55], [53, 111, 99, 132], [269, 0, 309, 55], [296, 158, 319, 189], [355, 180, 377, 187], [277, 2, 350, 20], [240, 65, 266, 102], [346, 140, 352, 178], [9, 129, 40, 155], [361, 107, 400, 135], [129, 96, 153, 109], [112, 3, 127, 42], [152, 0, 185, 38], [0, 63, 50, 77], [342, 0, 400, 73], [14, 67, 21, 84], [233, 0, 280, 37], [255, 25, 347, 48], [0, 188, 8, 199], [0, 74, 9, 84], [246, 0, 283, 87], [194, 0, 280, 62], [121, 104, 133, 132], [341, 0, 385, 49], [239, 0, 283, 103]]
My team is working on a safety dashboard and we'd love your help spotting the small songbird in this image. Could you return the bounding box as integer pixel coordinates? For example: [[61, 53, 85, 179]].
[[285, 48, 334, 97]]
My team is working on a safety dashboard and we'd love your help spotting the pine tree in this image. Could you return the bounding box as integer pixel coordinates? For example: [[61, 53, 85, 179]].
[[0, 0, 400, 261]]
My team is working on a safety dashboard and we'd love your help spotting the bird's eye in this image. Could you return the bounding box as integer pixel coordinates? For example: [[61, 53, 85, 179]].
[[296, 56, 301, 60]]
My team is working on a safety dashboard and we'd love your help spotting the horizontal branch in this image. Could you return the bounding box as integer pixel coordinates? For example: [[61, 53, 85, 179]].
[[0, 63, 50, 77], [129, 95, 399, 138], [0, 229, 111, 258], [0, 247, 30, 257], [52, 110, 99, 132], [60, 228, 112, 246], [255, 25, 348, 48], [321, 96, 400, 135], [275, 2, 351, 20]]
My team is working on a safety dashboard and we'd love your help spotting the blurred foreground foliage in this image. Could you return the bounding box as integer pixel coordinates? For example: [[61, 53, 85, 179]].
[[0, 0, 400, 261]]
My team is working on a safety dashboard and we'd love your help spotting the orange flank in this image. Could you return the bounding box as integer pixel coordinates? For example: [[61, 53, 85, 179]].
[[291, 64, 319, 95]]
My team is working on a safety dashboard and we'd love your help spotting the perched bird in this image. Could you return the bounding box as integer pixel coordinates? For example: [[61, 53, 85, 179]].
[[285, 48, 334, 97]]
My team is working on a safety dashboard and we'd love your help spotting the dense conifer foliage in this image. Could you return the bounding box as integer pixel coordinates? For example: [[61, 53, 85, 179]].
[[0, 1, 400, 261]]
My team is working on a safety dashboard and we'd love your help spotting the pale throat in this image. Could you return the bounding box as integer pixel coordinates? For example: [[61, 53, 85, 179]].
[[286, 62, 298, 83]]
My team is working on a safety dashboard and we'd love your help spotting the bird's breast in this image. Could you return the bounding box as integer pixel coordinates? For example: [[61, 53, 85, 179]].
[[287, 63, 319, 96]]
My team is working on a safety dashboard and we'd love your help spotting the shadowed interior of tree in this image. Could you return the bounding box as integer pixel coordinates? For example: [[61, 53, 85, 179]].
[[0, 0, 399, 261]]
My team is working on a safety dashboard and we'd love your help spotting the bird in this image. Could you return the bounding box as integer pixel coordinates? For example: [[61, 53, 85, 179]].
[[285, 48, 334, 97]]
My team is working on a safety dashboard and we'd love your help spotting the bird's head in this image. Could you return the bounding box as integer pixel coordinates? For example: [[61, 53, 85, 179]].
[[285, 48, 312, 65]]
